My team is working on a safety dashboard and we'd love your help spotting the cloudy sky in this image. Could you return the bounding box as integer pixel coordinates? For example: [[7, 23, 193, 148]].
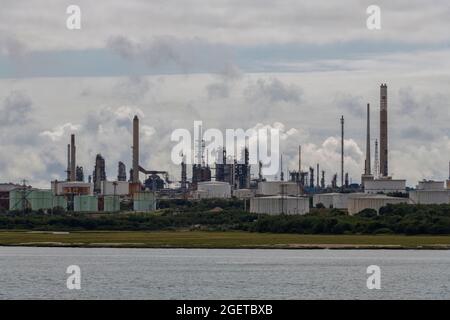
[[0, 0, 449, 188]]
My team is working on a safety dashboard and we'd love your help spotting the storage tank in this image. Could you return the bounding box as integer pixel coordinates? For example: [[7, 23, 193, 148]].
[[233, 189, 254, 199], [28, 190, 53, 211], [250, 196, 309, 215], [257, 181, 300, 196], [74, 195, 98, 212], [409, 190, 450, 204], [196, 181, 231, 199], [103, 195, 120, 212], [9, 189, 28, 211], [53, 196, 67, 210], [347, 195, 410, 215], [133, 192, 156, 212]]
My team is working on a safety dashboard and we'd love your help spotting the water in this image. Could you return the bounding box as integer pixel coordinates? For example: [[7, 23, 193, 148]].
[[0, 247, 449, 299]]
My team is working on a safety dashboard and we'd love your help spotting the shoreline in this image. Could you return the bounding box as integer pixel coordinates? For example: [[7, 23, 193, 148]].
[[1, 230, 450, 250], [1, 243, 450, 250]]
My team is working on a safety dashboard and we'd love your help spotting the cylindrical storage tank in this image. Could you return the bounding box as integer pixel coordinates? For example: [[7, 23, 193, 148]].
[[28, 190, 53, 211], [74, 195, 98, 212], [409, 190, 450, 204], [347, 196, 409, 215], [133, 192, 156, 212], [104, 195, 120, 212], [9, 189, 27, 211], [257, 181, 300, 196], [197, 181, 231, 199], [53, 196, 67, 210], [250, 196, 309, 215]]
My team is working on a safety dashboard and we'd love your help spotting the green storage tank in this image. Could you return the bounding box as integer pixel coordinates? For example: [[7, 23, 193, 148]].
[[133, 192, 156, 212], [53, 196, 68, 210], [28, 190, 53, 211], [103, 195, 120, 212], [74, 195, 98, 212], [9, 189, 29, 211]]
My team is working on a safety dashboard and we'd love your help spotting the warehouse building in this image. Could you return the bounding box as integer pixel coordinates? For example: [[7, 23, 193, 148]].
[[347, 194, 410, 215], [250, 195, 310, 215]]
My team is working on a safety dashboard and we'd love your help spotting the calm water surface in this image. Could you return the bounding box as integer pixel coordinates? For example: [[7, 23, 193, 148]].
[[0, 247, 449, 299]]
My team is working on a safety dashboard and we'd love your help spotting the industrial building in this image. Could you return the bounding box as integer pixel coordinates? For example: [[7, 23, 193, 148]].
[[100, 181, 130, 196], [347, 194, 410, 215], [363, 179, 406, 194], [51, 181, 94, 196], [0, 183, 23, 211], [250, 196, 310, 215]]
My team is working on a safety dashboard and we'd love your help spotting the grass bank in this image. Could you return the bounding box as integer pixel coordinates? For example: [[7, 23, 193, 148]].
[[1, 230, 450, 249]]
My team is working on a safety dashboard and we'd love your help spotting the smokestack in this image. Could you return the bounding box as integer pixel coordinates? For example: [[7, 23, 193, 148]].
[[365, 103, 371, 175], [380, 84, 388, 177], [67, 144, 71, 181], [340, 115, 344, 188], [132, 115, 139, 183], [298, 145, 301, 174], [317, 163, 319, 188], [70, 134, 76, 181]]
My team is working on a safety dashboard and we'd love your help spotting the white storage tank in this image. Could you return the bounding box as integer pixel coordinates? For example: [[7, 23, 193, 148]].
[[233, 189, 254, 199], [313, 193, 354, 209], [257, 181, 301, 196], [250, 196, 309, 215], [347, 195, 410, 215], [196, 181, 231, 199], [409, 190, 450, 204]]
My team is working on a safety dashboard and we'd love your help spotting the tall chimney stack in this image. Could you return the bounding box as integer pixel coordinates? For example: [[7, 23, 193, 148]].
[[380, 84, 388, 177], [132, 115, 140, 183], [365, 103, 371, 175], [67, 144, 71, 181], [340, 115, 344, 188], [70, 134, 76, 181], [298, 145, 301, 173]]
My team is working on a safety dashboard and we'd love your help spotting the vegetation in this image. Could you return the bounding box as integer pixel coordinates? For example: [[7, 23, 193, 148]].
[[0, 231, 450, 249], [1, 201, 450, 235]]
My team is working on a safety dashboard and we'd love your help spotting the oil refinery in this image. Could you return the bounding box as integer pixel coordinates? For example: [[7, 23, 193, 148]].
[[1, 84, 449, 215]]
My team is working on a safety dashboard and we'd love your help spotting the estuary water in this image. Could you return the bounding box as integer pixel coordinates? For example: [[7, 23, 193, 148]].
[[0, 247, 449, 299]]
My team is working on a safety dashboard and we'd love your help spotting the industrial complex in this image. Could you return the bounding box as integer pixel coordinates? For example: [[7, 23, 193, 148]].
[[1, 84, 449, 216]]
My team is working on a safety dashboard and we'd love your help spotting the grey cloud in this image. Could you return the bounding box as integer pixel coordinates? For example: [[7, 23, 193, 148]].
[[107, 35, 232, 73], [400, 125, 436, 141], [398, 87, 420, 114], [245, 78, 303, 104], [0, 91, 32, 126], [207, 82, 230, 100], [334, 93, 365, 117]]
